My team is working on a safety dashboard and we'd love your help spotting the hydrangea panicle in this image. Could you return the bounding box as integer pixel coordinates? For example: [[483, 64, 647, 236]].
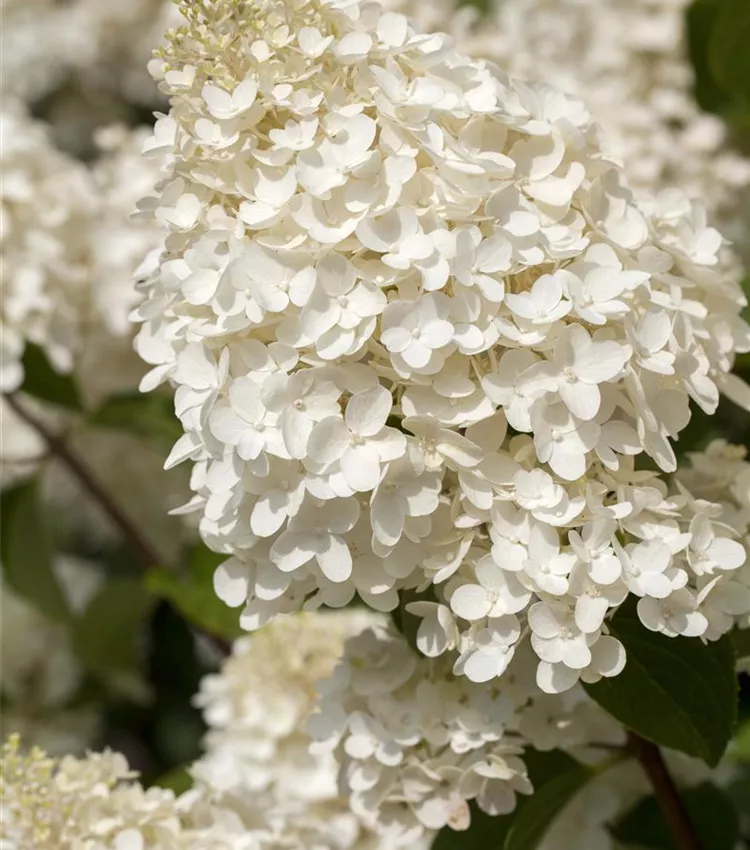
[[133, 0, 750, 720]]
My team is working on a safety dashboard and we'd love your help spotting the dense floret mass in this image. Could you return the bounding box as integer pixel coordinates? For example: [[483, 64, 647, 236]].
[[0, 736, 185, 849], [309, 618, 629, 842], [133, 0, 750, 696], [190, 610, 432, 848]]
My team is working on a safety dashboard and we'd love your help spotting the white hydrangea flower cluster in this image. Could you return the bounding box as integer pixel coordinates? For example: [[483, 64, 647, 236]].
[[392, 0, 750, 258], [192, 609, 376, 801], [90, 127, 167, 341], [0, 101, 97, 393], [483, 0, 750, 230], [0, 738, 271, 850], [675, 439, 750, 636], [0, 736, 187, 850], [0, 102, 184, 553], [0, 102, 166, 399], [190, 610, 427, 849], [309, 619, 626, 843], [135, 0, 750, 694]]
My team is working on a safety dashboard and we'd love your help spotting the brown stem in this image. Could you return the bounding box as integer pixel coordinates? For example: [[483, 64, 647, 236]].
[[4, 392, 163, 570], [5, 392, 232, 655], [628, 733, 703, 850]]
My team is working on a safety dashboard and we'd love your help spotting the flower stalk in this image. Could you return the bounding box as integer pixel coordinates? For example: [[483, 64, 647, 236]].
[[629, 732, 703, 850], [5, 392, 163, 569]]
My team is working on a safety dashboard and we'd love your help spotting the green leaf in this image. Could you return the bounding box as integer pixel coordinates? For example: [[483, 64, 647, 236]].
[[673, 402, 717, 460], [732, 720, 750, 762], [503, 751, 595, 850], [686, 0, 732, 113], [584, 600, 737, 766], [431, 803, 503, 850], [611, 782, 739, 850], [686, 0, 750, 149], [151, 766, 193, 794], [20, 343, 83, 411], [431, 751, 594, 850], [708, 0, 750, 104], [89, 392, 182, 448], [146, 544, 243, 641], [731, 628, 750, 661], [740, 277, 750, 325], [73, 578, 155, 681], [725, 761, 750, 814], [0, 480, 69, 622]]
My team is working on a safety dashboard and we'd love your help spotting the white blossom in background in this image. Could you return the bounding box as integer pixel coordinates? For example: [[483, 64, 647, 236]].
[[62, 123, 185, 553], [0, 103, 185, 556], [310, 621, 526, 843], [309, 620, 631, 842], [387, 0, 750, 261], [0, 0, 175, 108], [74, 0, 180, 107], [192, 610, 374, 800], [0, 103, 164, 400], [0, 735, 278, 849], [0, 736, 191, 850], [310, 615, 747, 843], [0, 101, 96, 394], [489, 0, 750, 201], [483, 0, 750, 261], [0, 0, 179, 158], [89, 126, 167, 346], [133, 0, 750, 697], [0, 561, 103, 756], [191, 610, 428, 849], [675, 439, 750, 637], [0, 0, 96, 106]]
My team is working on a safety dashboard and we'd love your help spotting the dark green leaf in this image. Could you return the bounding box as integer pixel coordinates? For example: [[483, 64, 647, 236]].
[[151, 765, 193, 794], [584, 600, 737, 766], [20, 343, 82, 411], [146, 544, 243, 640], [611, 782, 739, 850], [725, 761, 750, 815], [686, 0, 750, 149], [708, 0, 750, 103], [673, 402, 717, 460], [431, 803, 504, 850], [73, 578, 155, 676], [740, 277, 750, 325], [686, 0, 733, 113], [431, 751, 593, 850], [0, 480, 69, 622], [89, 392, 182, 448], [731, 628, 750, 661], [503, 752, 595, 850], [732, 720, 750, 761]]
